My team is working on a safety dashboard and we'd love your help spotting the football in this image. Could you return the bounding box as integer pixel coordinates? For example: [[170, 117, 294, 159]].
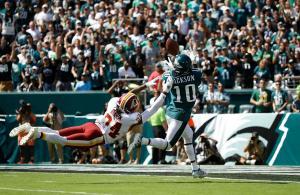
[[166, 38, 179, 56]]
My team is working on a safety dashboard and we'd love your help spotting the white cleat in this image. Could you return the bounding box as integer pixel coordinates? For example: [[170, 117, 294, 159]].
[[192, 168, 207, 178], [9, 123, 32, 137], [20, 127, 39, 145], [127, 133, 142, 154]]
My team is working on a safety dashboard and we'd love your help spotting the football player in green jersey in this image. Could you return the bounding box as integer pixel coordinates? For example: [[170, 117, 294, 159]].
[[128, 54, 207, 178]]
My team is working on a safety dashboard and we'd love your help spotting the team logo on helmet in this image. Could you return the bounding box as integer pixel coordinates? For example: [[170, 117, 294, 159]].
[[118, 92, 140, 114], [173, 54, 192, 74]]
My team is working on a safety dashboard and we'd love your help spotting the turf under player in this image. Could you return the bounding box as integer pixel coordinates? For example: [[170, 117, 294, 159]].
[[128, 54, 207, 178], [9, 78, 173, 149]]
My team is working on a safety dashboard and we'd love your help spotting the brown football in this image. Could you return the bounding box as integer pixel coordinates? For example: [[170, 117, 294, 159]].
[[166, 38, 179, 56]]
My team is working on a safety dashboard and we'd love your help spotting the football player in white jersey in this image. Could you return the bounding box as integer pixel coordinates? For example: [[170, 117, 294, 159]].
[[9, 77, 173, 149]]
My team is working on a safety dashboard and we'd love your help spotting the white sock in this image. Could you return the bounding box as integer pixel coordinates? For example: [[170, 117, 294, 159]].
[[41, 132, 67, 145], [142, 138, 168, 150], [184, 144, 199, 171]]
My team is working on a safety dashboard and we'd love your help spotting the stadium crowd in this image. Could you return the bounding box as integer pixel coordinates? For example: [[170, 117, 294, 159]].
[[0, 0, 299, 92], [1, 0, 300, 165]]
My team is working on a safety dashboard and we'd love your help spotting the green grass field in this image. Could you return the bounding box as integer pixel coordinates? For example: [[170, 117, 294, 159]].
[[0, 172, 299, 195]]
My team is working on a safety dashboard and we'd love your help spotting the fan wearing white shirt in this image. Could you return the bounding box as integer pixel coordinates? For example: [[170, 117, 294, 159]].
[[174, 11, 190, 46], [26, 21, 42, 42], [118, 60, 136, 78], [34, 4, 53, 26]]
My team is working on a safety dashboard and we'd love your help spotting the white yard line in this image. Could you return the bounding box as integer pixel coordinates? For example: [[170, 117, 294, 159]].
[[0, 187, 110, 195], [205, 176, 300, 184]]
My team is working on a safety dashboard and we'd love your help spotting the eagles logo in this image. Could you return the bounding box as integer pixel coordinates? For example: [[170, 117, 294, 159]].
[[191, 114, 289, 165]]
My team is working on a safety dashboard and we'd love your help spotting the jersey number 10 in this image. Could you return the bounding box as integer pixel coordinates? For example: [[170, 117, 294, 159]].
[[174, 84, 196, 103]]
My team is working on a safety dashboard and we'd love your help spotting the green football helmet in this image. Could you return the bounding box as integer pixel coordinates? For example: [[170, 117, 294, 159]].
[[173, 54, 192, 74]]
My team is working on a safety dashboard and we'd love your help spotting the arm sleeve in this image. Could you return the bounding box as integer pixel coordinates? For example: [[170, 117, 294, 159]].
[[141, 93, 166, 123]]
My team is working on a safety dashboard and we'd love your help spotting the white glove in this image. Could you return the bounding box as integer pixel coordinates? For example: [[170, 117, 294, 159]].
[[162, 76, 173, 94], [145, 76, 160, 88], [163, 56, 174, 69]]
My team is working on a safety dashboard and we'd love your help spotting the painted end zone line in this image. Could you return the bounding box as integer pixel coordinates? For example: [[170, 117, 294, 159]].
[[204, 176, 300, 184], [0, 187, 108, 195]]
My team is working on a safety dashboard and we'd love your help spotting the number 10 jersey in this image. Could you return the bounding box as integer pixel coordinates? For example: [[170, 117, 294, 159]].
[[162, 69, 201, 121]]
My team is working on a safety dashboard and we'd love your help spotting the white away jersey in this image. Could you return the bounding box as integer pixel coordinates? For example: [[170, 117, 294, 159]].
[[96, 97, 141, 144]]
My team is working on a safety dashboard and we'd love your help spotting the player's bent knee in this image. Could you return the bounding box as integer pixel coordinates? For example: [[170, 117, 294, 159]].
[[164, 142, 173, 150]]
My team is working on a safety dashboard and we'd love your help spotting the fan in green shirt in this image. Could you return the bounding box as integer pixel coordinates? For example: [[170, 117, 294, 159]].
[[250, 79, 273, 113], [271, 81, 289, 113]]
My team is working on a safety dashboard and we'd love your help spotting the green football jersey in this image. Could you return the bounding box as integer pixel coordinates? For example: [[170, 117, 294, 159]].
[[162, 69, 202, 121]]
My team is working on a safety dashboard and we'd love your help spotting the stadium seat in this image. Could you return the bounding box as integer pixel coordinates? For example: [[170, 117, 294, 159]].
[[227, 104, 236, 113], [239, 104, 254, 113]]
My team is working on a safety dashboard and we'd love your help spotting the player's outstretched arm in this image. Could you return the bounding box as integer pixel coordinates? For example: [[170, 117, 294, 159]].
[[129, 77, 160, 94], [140, 75, 173, 123], [141, 92, 166, 123]]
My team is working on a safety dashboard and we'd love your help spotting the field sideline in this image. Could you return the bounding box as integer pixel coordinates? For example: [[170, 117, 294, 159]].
[[0, 165, 300, 195]]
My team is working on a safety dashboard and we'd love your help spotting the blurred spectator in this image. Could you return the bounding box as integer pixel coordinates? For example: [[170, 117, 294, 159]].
[[90, 61, 104, 90], [250, 78, 273, 113], [0, 4, 17, 45], [175, 11, 190, 46], [148, 90, 167, 164], [15, 1, 32, 32], [16, 25, 30, 46], [102, 54, 121, 87], [18, 71, 31, 92], [225, 132, 266, 165], [55, 55, 73, 91], [282, 59, 300, 88], [71, 52, 85, 81], [118, 59, 136, 78], [273, 42, 290, 75], [38, 56, 55, 91], [26, 21, 42, 42], [142, 36, 160, 75], [43, 103, 64, 164], [16, 100, 36, 164], [28, 74, 39, 91], [129, 45, 146, 78], [0, 54, 13, 91], [214, 82, 230, 114], [204, 9, 218, 33], [35, 4, 53, 26], [291, 91, 300, 112], [214, 60, 235, 88], [202, 82, 216, 113], [148, 62, 164, 91], [74, 72, 91, 91], [196, 133, 224, 165], [107, 80, 129, 97], [240, 132, 265, 165], [240, 53, 256, 88], [271, 80, 289, 113], [234, 1, 249, 28], [253, 59, 271, 88]]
